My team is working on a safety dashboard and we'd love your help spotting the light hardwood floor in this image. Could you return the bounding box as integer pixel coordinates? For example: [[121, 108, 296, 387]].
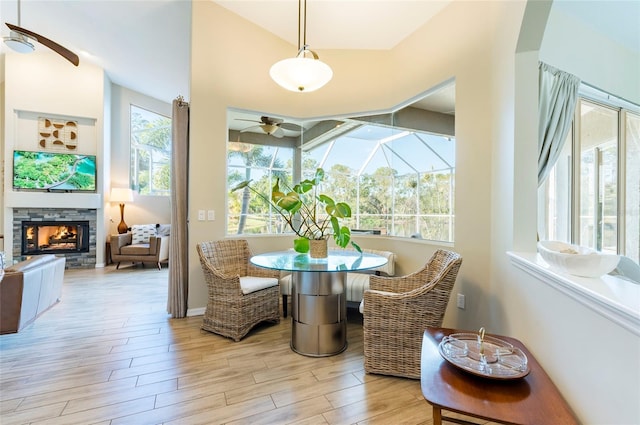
[[0, 265, 483, 425]]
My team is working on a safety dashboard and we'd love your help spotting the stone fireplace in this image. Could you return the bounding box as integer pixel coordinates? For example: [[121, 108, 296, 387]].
[[13, 208, 97, 269], [22, 221, 90, 255]]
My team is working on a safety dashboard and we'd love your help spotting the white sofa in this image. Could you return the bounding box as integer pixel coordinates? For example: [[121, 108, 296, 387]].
[[1, 254, 66, 334], [279, 248, 396, 317]]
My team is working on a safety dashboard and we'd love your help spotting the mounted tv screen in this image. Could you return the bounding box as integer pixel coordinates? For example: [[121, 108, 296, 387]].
[[13, 150, 97, 192]]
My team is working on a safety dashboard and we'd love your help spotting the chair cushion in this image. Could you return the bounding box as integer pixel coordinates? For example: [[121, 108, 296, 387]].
[[131, 224, 156, 244], [121, 243, 151, 255], [346, 273, 370, 303], [156, 224, 171, 236], [239, 276, 279, 295]]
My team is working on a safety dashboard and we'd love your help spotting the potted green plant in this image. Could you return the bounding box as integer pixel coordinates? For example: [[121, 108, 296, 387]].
[[231, 168, 360, 257]]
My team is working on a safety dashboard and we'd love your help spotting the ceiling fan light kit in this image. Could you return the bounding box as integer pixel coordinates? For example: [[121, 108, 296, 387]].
[[4, 30, 34, 53], [270, 0, 332, 92], [3, 0, 79, 66]]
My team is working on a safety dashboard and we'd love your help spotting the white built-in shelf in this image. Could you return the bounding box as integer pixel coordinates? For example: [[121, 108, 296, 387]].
[[508, 251, 640, 337]]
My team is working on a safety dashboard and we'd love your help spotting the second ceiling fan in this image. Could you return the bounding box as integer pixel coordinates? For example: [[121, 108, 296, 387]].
[[237, 116, 302, 138]]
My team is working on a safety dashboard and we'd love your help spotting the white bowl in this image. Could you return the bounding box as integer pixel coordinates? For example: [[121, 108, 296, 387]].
[[537, 241, 620, 278]]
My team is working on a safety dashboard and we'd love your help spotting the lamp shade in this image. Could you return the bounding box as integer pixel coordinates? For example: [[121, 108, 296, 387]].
[[270, 56, 333, 93], [110, 188, 134, 203]]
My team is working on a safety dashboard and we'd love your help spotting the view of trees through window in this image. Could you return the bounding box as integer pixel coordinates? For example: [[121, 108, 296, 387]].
[[227, 102, 456, 242], [130, 105, 172, 196]]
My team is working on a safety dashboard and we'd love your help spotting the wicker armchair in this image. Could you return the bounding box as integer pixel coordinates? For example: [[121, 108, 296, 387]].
[[362, 249, 462, 379], [197, 239, 280, 341]]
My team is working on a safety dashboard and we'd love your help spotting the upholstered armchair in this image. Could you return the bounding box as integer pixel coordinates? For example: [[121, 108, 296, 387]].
[[197, 239, 280, 341], [362, 249, 462, 379], [110, 224, 169, 270]]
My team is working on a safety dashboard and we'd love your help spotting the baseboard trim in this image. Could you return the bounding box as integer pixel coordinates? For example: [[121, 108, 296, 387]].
[[187, 307, 205, 317]]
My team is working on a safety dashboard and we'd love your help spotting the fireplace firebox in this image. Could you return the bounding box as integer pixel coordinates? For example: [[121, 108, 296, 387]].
[[22, 221, 90, 255]]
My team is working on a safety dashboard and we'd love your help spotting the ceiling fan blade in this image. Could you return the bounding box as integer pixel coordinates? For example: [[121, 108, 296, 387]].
[[272, 127, 284, 138], [279, 122, 303, 131], [240, 125, 261, 133], [236, 118, 261, 123], [6, 23, 79, 66]]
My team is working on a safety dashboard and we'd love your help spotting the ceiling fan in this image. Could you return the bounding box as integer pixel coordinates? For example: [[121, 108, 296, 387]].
[[3, 0, 79, 66], [237, 116, 302, 138]]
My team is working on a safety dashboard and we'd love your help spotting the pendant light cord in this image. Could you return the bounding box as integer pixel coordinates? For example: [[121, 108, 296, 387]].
[[297, 0, 301, 51], [297, 0, 309, 54], [303, 0, 307, 47]]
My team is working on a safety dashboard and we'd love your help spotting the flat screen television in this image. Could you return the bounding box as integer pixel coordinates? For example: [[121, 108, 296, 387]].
[[13, 150, 97, 192]]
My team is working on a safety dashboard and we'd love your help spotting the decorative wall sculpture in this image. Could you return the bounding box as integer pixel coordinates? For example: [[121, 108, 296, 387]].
[[38, 117, 78, 150]]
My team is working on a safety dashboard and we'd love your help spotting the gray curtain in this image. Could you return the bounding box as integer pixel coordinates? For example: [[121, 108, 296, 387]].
[[167, 96, 189, 318], [538, 62, 581, 186]]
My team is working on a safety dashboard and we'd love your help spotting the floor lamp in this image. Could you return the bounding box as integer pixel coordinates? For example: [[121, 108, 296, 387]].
[[111, 188, 134, 234]]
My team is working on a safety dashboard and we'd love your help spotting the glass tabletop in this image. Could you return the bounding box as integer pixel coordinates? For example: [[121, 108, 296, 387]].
[[250, 250, 388, 272]]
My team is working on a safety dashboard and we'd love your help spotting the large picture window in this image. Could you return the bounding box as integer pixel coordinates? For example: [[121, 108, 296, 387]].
[[539, 89, 640, 263], [226, 85, 457, 243], [130, 105, 172, 196], [301, 123, 455, 241]]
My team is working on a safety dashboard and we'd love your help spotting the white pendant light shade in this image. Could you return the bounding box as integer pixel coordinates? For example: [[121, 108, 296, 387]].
[[270, 0, 332, 93], [270, 55, 333, 92]]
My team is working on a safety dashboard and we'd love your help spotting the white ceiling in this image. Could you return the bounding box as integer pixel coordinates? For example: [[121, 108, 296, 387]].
[[0, 0, 638, 106], [213, 0, 451, 50]]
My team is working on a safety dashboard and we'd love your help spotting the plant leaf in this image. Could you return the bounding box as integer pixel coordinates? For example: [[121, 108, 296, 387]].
[[230, 180, 251, 192], [334, 225, 351, 248], [314, 168, 325, 184], [319, 194, 335, 207], [277, 192, 302, 212], [335, 202, 351, 218]]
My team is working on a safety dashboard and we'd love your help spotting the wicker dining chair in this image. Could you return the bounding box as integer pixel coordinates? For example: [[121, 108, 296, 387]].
[[362, 249, 462, 379], [197, 239, 280, 341]]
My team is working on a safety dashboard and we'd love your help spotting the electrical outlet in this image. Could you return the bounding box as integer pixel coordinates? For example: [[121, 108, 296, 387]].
[[456, 293, 465, 309], [198, 210, 205, 221], [207, 210, 215, 221]]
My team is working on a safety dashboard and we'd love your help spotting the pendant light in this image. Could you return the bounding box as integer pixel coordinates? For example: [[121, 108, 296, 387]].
[[270, 0, 332, 93]]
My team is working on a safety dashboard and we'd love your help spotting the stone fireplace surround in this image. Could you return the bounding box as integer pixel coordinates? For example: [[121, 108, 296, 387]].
[[12, 208, 97, 269]]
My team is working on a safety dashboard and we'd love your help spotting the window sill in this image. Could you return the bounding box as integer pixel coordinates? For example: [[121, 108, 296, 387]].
[[507, 251, 640, 336]]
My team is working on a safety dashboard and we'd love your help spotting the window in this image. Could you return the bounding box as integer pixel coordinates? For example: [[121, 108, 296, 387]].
[[226, 103, 456, 243], [539, 89, 640, 263], [301, 122, 455, 241], [130, 105, 172, 196], [227, 140, 295, 235]]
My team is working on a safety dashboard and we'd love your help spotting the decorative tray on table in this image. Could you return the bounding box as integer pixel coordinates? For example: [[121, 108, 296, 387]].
[[438, 328, 530, 379]]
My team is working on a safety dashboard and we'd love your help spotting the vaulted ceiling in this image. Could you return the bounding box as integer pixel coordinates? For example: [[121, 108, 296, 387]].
[[1, 1, 637, 105]]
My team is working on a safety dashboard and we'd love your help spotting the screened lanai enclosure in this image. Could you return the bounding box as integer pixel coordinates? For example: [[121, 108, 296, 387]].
[[227, 82, 456, 242]]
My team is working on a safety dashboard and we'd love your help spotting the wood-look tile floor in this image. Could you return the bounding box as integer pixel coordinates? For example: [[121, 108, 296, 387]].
[[0, 265, 486, 425]]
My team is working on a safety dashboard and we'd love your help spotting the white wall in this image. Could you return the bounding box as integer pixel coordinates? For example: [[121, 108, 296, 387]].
[[541, 6, 640, 105], [189, 1, 527, 331], [108, 85, 171, 234], [2, 51, 108, 265]]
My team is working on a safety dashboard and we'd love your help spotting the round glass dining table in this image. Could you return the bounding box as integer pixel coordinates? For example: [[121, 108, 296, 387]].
[[251, 250, 388, 357]]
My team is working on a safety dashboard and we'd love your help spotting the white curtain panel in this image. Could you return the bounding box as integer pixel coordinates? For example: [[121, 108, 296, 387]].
[[537, 62, 581, 186]]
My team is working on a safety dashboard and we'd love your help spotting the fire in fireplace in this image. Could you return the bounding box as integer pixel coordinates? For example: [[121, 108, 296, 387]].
[[22, 221, 90, 255]]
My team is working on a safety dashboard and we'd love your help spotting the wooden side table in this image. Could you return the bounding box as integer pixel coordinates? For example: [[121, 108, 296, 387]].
[[420, 327, 578, 425]]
